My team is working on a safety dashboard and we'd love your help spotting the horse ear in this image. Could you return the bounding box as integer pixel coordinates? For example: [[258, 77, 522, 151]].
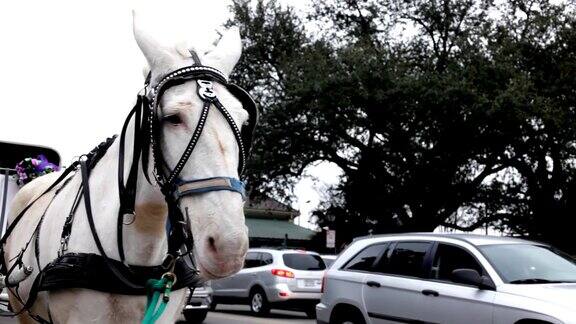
[[203, 27, 242, 77], [132, 10, 177, 73]]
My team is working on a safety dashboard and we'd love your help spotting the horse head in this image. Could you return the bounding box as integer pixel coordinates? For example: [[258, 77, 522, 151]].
[[133, 13, 250, 280]]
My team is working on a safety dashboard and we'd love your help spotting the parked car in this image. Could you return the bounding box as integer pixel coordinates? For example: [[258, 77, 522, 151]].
[[211, 248, 326, 318], [177, 284, 212, 324], [317, 233, 576, 324], [321, 255, 337, 268]]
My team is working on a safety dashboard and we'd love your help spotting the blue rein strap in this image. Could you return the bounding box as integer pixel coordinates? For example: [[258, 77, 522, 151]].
[[175, 177, 246, 200]]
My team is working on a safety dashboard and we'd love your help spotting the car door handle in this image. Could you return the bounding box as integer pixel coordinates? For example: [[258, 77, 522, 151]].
[[366, 281, 381, 288], [421, 289, 439, 297]]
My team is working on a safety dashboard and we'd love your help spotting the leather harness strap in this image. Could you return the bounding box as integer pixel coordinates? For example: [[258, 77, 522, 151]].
[[117, 95, 146, 263]]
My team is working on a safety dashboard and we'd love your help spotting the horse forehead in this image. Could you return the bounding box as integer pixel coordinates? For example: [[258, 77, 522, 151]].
[[161, 82, 247, 117]]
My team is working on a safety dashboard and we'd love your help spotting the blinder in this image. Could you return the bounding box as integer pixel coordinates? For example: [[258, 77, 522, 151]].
[[227, 83, 259, 157]]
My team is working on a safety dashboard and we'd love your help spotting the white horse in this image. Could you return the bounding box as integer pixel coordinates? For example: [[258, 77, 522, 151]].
[[3, 12, 250, 324]]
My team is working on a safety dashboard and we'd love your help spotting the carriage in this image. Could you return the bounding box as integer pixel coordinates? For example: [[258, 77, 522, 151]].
[[0, 141, 61, 311], [0, 141, 61, 242]]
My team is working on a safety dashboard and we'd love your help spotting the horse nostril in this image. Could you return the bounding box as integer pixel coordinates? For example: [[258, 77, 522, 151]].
[[208, 236, 217, 253]]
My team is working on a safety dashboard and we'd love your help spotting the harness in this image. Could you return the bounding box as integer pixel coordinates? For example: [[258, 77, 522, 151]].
[[0, 54, 259, 322]]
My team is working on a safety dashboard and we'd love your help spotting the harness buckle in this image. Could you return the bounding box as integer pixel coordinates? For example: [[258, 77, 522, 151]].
[[161, 254, 177, 271], [59, 237, 69, 257]]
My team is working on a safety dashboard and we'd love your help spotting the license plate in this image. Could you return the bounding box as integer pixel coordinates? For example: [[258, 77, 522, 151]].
[[299, 279, 321, 288]]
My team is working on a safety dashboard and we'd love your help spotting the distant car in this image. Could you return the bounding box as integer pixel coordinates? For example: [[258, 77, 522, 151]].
[[178, 284, 212, 324], [316, 233, 576, 324], [211, 248, 326, 318], [320, 255, 337, 268]]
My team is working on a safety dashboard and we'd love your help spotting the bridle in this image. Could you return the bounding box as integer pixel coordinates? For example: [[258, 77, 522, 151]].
[[116, 53, 259, 268]]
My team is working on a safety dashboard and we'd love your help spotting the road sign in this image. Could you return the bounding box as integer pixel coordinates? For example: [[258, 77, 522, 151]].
[[326, 230, 336, 248]]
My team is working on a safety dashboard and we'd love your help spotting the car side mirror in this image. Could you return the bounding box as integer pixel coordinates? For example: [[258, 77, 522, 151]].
[[451, 269, 496, 291]]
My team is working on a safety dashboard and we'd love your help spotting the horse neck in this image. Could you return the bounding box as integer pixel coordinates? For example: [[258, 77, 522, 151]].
[[92, 112, 168, 266]]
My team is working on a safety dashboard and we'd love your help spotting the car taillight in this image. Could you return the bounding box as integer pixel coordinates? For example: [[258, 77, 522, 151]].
[[321, 272, 327, 293], [271, 269, 295, 278]]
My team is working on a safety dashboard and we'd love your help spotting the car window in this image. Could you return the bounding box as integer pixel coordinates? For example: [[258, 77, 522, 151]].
[[244, 252, 262, 269], [386, 242, 431, 278], [343, 244, 388, 272], [282, 253, 326, 270], [432, 244, 484, 282], [372, 244, 394, 273], [480, 244, 576, 283], [262, 252, 273, 265]]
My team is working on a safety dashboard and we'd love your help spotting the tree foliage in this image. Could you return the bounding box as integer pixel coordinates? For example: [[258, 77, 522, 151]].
[[231, 0, 576, 252]]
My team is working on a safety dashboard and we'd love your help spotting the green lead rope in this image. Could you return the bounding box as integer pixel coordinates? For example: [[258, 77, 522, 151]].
[[142, 274, 175, 324]]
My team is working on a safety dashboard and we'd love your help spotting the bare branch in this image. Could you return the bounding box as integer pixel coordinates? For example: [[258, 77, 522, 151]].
[[441, 213, 510, 232]]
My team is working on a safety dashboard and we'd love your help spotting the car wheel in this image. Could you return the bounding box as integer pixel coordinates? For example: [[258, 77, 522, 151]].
[[331, 309, 366, 324], [249, 288, 270, 316], [183, 309, 208, 324], [305, 307, 317, 319]]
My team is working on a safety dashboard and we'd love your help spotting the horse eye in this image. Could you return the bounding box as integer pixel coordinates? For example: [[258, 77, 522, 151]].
[[163, 114, 182, 125]]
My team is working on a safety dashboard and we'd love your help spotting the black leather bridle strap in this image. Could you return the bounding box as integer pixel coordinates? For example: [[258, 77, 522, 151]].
[[212, 100, 246, 174], [165, 199, 188, 259], [165, 100, 211, 186]]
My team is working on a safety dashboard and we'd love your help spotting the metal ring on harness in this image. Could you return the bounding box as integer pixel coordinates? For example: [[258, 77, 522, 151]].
[[122, 212, 136, 225], [161, 272, 177, 285]]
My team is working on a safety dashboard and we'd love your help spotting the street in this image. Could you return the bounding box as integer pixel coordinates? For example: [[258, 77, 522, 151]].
[[1, 305, 314, 324], [203, 305, 314, 324]]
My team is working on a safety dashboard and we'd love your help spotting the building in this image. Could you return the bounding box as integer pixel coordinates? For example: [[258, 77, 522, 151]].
[[244, 196, 317, 249]]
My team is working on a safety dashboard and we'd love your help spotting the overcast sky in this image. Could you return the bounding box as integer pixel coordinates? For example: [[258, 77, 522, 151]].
[[0, 0, 338, 229]]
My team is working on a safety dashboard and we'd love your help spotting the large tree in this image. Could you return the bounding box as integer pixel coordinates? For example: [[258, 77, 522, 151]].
[[477, 0, 576, 252], [231, 0, 576, 251]]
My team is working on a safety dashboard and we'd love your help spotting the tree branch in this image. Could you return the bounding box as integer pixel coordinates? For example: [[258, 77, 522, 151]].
[[441, 213, 510, 232]]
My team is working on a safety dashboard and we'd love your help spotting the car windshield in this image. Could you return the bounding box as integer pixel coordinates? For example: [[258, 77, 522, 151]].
[[283, 253, 326, 271], [480, 244, 576, 284]]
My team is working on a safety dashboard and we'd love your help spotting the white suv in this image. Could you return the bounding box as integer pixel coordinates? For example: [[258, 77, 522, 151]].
[[211, 248, 326, 317], [316, 233, 576, 324]]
